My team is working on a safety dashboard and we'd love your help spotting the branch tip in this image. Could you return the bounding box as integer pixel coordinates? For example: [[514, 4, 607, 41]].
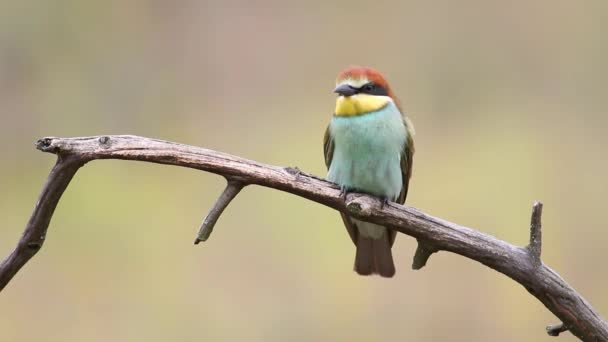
[[36, 137, 57, 153], [546, 322, 569, 336], [412, 240, 439, 270], [194, 180, 244, 243], [528, 201, 543, 262]]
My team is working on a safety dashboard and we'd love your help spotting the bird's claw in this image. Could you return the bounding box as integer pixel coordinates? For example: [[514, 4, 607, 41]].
[[339, 188, 349, 201], [380, 197, 390, 210]]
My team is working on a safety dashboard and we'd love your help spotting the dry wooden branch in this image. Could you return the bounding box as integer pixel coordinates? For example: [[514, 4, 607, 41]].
[[547, 323, 570, 337], [411, 239, 439, 269], [0, 135, 606, 341], [528, 201, 543, 264], [194, 179, 244, 244]]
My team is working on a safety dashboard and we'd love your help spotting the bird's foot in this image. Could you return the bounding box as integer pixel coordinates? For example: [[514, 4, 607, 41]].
[[380, 197, 390, 210], [339, 187, 350, 202]]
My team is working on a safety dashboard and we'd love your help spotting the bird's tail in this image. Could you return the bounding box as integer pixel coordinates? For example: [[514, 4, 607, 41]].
[[354, 232, 395, 277]]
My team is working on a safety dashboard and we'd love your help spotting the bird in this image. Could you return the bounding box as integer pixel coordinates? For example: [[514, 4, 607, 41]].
[[323, 66, 415, 277]]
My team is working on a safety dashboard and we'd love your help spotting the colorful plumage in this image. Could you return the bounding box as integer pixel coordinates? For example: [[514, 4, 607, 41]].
[[324, 66, 415, 277]]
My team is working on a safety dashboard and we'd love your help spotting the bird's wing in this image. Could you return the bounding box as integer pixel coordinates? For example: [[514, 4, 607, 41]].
[[389, 117, 415, 246], [397, 118, 415, 205], [323, 125, 334, 168], [324, 125, 358, 244]]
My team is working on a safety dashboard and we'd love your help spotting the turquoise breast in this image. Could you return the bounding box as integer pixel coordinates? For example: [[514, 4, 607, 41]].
[[327, 103, 407, 200]]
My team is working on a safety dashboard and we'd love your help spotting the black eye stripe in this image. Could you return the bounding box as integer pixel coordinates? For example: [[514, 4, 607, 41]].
[[357, 82, 388, 96]]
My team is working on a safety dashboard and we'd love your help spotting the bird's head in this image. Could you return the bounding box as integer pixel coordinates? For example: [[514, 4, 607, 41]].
[[333, 66, 400, 116]]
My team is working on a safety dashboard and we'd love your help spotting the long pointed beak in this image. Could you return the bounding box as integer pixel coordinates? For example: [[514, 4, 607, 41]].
[[334, 84, 358, 97]]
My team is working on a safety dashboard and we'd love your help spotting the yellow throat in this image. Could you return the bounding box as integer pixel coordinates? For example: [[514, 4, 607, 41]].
[[334, 94, 390, 116]]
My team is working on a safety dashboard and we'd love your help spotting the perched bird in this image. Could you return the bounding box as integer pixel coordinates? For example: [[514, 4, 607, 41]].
[[323, 66, 415, 277]]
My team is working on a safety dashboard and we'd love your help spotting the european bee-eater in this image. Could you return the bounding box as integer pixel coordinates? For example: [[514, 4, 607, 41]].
[[324, 66, 414, 277]]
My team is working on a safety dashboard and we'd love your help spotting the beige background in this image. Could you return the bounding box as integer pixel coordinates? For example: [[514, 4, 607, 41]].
[[1, 1, 607, 341]]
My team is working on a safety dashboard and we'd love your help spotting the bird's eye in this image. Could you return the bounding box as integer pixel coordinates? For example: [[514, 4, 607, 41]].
[[363, 83, 375, 92]]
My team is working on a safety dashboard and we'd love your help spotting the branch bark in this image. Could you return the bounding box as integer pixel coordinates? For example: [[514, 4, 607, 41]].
[[1, 135, 606, 341]]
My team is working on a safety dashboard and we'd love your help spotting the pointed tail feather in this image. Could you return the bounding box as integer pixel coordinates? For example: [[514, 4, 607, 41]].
[[354, 237, 374, 275], [354, 232, 395, 277]]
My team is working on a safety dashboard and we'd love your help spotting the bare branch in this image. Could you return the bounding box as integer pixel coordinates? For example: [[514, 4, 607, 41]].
[[1, 135, 606, 341], [528, 201, 543, 263], [0, 152, 84, 290], [194, 179, 244, 244], [547, 323, 569, 337], [411, 240, 439, 270]]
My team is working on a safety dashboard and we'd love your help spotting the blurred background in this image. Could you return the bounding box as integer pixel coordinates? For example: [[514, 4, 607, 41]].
[[1, 1, 607, 341]]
